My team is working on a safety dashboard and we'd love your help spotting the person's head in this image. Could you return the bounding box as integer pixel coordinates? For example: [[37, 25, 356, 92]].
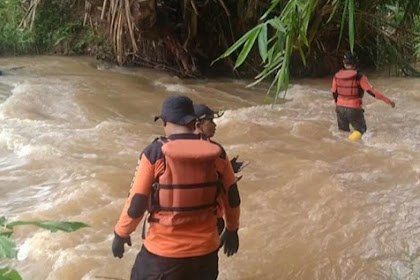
[[343, 51, 358, 69], [154, 95, 197, 136], [194, 104, 223, 138]]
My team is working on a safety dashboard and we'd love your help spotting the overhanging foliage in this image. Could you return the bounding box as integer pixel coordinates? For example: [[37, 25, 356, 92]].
[[215, 0, 420, 102]]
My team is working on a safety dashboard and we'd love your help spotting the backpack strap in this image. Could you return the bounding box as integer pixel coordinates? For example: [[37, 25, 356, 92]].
[[148, 136, 168, 215]]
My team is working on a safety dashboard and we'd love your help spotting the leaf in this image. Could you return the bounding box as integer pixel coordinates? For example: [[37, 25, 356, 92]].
[[260, 0, 281, 20], [337, 0, 349, 49], [0, 236, 17, 259], [255, 54, 283, 79], [0, 268, 22, 280], [0, 226, 13, 238], [258, 24, 268, 62], [6, 221, 89, 233], [249, 60, 283, 87], [0, 217, 6, 227], [298, 45, 307, 65], [267, 18, 286, 33], [415, 39, 420, 57], [269, 69, 282, 104], [234, 27, 260, 69], [212, 26, 262, 65], [348, 0, 355, 52], [260, 49, 285, 71], [279, 0, 295, 19], [276, 67, 286, 97], [303, 0, 317, 31], [326, 0, 341, 23], [266, 71, 279, 98], [299, 27, 309, 47], [265, 42, 276, 63]]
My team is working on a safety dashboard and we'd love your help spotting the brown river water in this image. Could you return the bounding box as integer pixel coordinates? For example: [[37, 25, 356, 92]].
[[1, 56, 420, 280]]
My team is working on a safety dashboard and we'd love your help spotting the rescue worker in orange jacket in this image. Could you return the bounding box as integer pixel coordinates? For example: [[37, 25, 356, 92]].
[[112, 95, 241, 280], [331, 51, 395, 134], [194, 104, 248, 235], [194, 104, 248, 174]]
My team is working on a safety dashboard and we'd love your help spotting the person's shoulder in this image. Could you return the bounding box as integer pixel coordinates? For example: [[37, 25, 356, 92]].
[[333, 68, 347, 78], [141, 137, 165, 164], [209, 139, 227, 159], [333, 69, 341, 76], [356, 70, 365, 80]]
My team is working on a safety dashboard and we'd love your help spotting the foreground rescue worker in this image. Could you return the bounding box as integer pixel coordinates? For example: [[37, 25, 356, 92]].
[[194, 103, 248, 235], [112, 95, 241, 280], [331, 51, 395, 140]]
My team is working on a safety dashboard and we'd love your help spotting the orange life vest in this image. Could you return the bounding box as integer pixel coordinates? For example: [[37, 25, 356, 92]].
[[149, 137, 222, 226], [335, 70, 363, 109]]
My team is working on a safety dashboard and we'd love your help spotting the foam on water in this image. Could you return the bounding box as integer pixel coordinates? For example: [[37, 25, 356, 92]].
[[0, 80, 89, 125], [153, 80, 191, 93], [2, 57, 420, 280]]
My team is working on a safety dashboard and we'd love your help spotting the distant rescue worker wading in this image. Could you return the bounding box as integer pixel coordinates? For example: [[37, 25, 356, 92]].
[[331, 51, 395, 140]]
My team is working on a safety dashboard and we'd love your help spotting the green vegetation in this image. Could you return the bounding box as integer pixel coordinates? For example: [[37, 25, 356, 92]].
[[0, 0, 103, 56], [0, 0, 419, 93], [0, 216, 88, 280], [0, 0, 35, 54], [214, 0, 316, 103], [215, 0, 420, 101]]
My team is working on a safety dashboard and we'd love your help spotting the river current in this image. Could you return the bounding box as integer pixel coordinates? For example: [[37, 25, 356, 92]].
[[1, 56, 420, 280]]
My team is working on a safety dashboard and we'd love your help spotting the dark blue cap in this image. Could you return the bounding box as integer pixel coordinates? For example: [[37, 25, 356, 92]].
[[154, 95, 197, 125], [344, 51, 358, 65], [194, 104, 224, 120]]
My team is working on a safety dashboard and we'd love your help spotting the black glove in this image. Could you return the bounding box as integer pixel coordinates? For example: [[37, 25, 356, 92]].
[[217, 218, 225, 235], [112, 232, 132, 258], [220, 229, 239, 257], [230, 156, 248, 173]]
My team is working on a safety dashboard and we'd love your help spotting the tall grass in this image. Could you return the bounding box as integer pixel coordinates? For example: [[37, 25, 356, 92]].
[[0, 0, 100, 56], [0, 0, 36, 54]]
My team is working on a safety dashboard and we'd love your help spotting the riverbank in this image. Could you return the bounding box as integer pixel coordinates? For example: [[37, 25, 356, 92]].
[[2, 0, 419, 83]]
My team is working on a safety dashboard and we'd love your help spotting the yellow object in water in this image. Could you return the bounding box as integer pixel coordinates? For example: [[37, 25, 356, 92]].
[[348, 130, 362, 141]]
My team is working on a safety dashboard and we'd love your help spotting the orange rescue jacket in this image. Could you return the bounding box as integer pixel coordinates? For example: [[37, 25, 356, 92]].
[[149, 137, 222, 226], [114, 133, 239, 258], [334, 69, 363, 109]]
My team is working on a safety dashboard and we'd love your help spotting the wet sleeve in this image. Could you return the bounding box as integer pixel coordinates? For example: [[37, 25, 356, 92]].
[[114, 154, 155, 238], [331, 77, 337, 93], [219, 156, 241, 231], [359, 76, 391, 105]]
